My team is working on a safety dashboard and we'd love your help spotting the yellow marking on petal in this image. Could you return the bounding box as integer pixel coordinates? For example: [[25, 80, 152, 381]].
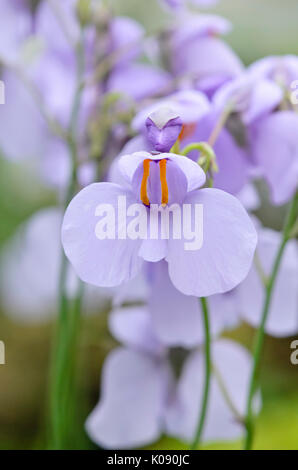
[[159, 159, 168, 207], [140, 159, 151, 206]]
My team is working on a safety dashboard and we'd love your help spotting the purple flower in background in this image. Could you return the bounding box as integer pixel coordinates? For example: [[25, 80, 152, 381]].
[[183, 110, 252, 195], [108, 16, 145, 68], [0, 208, 118, 321], [105, 14, 172, 102], [248, 55, 298, 91], [106, 63, 172, 102], [62, 150, 257, 296], [169, 14, 243, 96], [202, 220, 298, 337], [252, 111, 298, 205], [86, 307, 259, 449], [166, 339, 260, 444], [238, 225, 298, 336], [213, 75, 283, 126], [0, 0, 32, 64]]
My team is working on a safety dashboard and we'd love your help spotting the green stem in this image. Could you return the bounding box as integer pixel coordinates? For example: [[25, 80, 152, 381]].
[[190, 297, 211, 450], [208, 104, 233, 147], [244, 191, 298, 450], [49, 32, 86, 450]]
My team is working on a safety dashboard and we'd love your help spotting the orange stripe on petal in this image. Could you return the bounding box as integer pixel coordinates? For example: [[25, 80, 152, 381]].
[[140, 159, 151, 206]]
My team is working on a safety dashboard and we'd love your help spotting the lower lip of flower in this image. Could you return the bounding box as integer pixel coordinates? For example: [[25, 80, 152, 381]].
[[140, 158, 169, 207]]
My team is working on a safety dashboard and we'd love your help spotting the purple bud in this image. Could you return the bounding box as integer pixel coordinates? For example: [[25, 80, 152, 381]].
[[145, 108, 183, 152]]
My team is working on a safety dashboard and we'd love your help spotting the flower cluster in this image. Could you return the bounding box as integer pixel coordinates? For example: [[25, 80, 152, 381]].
[[0, 0, 297, 451]]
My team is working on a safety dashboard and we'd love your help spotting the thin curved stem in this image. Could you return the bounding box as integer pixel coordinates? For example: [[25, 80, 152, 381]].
[[190, 297, 211, 450], [244, 191, 298, 450]]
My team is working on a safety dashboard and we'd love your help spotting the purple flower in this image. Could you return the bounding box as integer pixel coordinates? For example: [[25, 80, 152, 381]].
[[201, 220, 298, 337], [248, 55, 298, 91], [237, 224, 298, 336], [138, 260, 239, 348], [86, 307, 259, 449], [108, 17, 145, 68], [183, 110, 252, 195], [169, 14, 243, 96], [62, 150, 257, 297], [252, 111, 298, 205], [0, 0, 32, 64], [106, 63, 172, 102], [213, 75, 283, 126], [0, 208, 123, 321], [0, 70, 47, 161]]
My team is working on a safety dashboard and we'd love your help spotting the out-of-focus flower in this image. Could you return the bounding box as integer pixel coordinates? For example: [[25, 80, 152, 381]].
[[213, 76, 283, 126], [86, 307, 259, 449], [62, 150, 257, 296], [0, 0, 33, 65], [142, 260, 239, 347], [169, 14, 243, 96], [108, 16, 145, 68], [105, 14, 172, 102], [237, 225, 298, 336], [203, 220, 298, 337], [166, 338, 260, 444], [248, 55, 298, 92], [252, 111, 298, 205], [0, 70, 47, 162], [183, 110, 252, 195], [106, 63, 172, 102], [0, 208, 113, 321]]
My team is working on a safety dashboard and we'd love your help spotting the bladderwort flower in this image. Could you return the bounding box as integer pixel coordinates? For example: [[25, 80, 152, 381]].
[[0, 208, 113, 321], [86, 307, 260, 449], [168, 14, 243, 97], [192, 218, 298, 338], [0, 0, 33, 65], [183, 74, 283, 194], [62, 130, 257, 296], [127, 90, 252, 196], [252, 111, 298, 206]]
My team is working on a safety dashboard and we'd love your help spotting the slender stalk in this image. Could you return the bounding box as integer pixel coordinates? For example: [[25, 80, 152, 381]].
[[49, 32, 86, 449], [190, 297, 211, 450], [208, 104, 233, 147], [244, 191, 298, 450]]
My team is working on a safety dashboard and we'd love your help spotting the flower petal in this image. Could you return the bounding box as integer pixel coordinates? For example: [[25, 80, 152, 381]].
[[165, 339, 260, 443], [62, 183, 143, 287], [148, 261, 202, 347], [107, 63, 171, 102], [109, 306, 164, 355], [253, 111, 298, 205], [185, 111, 250, 195], [167, 188, 257, 297], [86, 348, 169, 449], [238, 228, 298, 337]]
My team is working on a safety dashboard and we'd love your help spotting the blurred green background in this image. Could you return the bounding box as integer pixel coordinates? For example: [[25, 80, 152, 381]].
[[0, 0, 298, 450]]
